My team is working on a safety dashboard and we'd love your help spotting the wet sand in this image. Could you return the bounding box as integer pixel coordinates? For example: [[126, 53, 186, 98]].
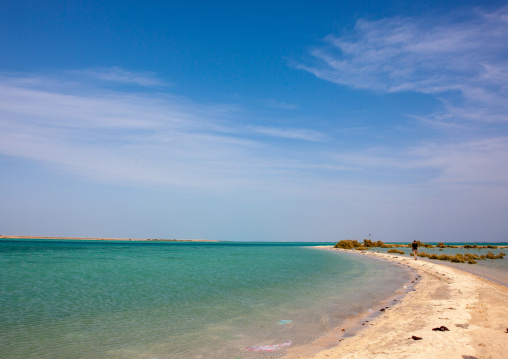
[[286, 248, 508, 359]]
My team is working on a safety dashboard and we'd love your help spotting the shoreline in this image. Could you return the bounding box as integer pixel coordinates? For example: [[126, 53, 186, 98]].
[[286, 247, 508, 359], [0, 235, 216, 242]]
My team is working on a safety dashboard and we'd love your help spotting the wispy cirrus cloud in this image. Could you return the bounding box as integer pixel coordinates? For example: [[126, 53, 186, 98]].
[[1, 66, 507, 198], [289, 5, 508, 197], [325, 137, 508, 188], [251, 126, 326, 142], [0, 70, 330, 191], [68, 67, 168, 87], [297, 5, 508, 123]]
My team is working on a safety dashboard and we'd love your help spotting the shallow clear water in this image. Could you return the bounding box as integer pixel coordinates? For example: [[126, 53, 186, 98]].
[[0, 240, 411, 359]]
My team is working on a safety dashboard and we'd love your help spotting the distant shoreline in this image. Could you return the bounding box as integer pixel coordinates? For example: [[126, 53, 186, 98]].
[[0, 235, 217, 242]]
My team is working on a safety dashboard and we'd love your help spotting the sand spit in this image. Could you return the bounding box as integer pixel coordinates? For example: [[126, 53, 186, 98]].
[[0, 235, 216, 242], [287, 248, 508, 359]]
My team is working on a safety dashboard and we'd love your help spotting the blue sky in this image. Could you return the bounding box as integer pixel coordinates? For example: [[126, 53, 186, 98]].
[[1, 1, 507, 242]]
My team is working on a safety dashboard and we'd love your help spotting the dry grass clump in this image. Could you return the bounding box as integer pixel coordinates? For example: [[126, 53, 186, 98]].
[[416, 250, 505, 264], [450, 253, 466, 263], [464, 244, 499, 249], [334, 239, 390, 249], [334, 240, 361, 249], [485, 251, 505, 259], [464, 253, 479, 260], [387, 249, 405, 254], [363, 239, 389, 248], [418, 252, 452, 261]]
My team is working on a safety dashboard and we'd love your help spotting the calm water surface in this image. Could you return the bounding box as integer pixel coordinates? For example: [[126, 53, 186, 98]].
[[0, 240, 412, 359]]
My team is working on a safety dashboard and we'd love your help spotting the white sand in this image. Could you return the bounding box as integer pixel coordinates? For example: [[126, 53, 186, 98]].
[[286, 249, 508, 359]]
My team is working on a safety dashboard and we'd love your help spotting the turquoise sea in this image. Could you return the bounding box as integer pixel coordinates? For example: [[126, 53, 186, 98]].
[[0, 240, 413, 359]]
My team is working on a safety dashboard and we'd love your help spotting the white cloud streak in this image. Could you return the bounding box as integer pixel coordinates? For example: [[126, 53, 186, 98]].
[[68, 67, 168, 87], [1, 62, 507, 198], [0, 71, 330, 192], [298, 5, 508, 123], [285, 4, 508, 207], [251, 126, 327, 142]]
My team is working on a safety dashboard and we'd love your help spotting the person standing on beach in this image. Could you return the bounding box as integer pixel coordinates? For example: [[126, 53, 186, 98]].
[[412, 240, 419, 260]]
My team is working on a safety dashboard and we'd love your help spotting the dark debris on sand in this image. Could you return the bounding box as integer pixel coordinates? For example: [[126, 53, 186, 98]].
[[432, 326, 450, 331]]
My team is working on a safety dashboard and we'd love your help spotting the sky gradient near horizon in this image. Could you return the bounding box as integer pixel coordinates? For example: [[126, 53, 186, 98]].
[[1, 1, 508, 242]]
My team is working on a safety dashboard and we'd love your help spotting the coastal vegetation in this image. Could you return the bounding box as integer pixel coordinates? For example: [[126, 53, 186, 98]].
[[334, 239, 506, 265], [334, 239, 362, 249], [334, 239, 392, 250], [463, 244, 499, 249], [387, 249, 405, 254], [416, 251, 505, 264], [333, 239, 505, 251]]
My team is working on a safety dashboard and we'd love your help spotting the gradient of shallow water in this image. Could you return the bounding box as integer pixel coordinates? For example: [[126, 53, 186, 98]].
[[0, 240, 411, 359]]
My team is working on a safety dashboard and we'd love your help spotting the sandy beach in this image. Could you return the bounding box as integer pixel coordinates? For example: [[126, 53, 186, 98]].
[[287, 248, 508, 359]]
